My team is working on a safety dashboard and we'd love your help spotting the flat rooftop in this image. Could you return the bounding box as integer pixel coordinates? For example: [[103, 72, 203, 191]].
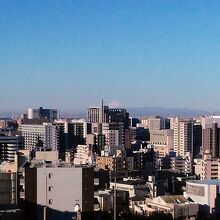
[[187, 179, 220, 185]]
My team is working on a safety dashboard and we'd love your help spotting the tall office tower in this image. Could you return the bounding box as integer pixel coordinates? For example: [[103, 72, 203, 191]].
[[87, 100, 109, 123], [53, 120, 68, 158], [54, 119, 90, 159], [70, 119, 90, 139], [201, 115, 220, 129], [173, 118, 193, 157], [202, 123, 220, 158], [27, 107, 58, 122], [193, 123, 202, 158], [132, 145, 158, 177], [129, 117, 140, 128], [212, 123, 220, 158], [0, 135, 24, 162], [108, 108, 130, 129], [87, 100, 129, 126], [88, 101, 130, 153], [102, 123, 119, 149], [102, 122, 125, 147], [19, 123, 59, 151], [141, 116, 169, 130]]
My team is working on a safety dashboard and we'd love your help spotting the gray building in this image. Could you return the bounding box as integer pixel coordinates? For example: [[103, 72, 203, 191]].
[[0, 172, 17, 205], [25, 165, 94, 220], [0, 135, 24, 162]]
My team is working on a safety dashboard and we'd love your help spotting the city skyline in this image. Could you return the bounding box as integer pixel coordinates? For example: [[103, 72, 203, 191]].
[[1, 1, 220, 112]]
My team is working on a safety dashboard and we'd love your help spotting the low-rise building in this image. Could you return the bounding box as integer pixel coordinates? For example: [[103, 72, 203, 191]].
[[184, 179, 220, 217], [145, 195, 198, 220]]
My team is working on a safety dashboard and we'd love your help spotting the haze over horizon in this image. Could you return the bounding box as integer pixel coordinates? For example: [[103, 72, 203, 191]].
[[1, 1, 220, 112]]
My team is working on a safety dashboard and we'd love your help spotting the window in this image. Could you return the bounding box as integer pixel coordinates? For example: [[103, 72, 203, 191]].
[[48, 173, 53, 178], [49, 199, 53, 205], [48, 186, 53, 191]]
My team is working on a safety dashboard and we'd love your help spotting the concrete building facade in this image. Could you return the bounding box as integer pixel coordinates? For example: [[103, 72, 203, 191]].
[[184, 179, 220, 217], [19, 123, 59, 151], [25, 166, 94, 220], [173, 118, 193, 157]]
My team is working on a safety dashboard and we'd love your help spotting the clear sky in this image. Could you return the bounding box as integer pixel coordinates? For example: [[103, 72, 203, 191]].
[[1, 0, 220, 113]]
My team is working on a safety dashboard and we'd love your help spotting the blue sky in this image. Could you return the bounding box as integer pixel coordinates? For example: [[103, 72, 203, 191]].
[[1, 0, 220, 113]]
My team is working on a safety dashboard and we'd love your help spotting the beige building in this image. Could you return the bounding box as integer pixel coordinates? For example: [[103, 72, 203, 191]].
[[141, 116, 165, 130], [194, 156, 220, 179], [74, 145, 93, 166], [145, 195, 198, 220], [184, 179, 220, 217], [173, 118, 193, 157], [150, 129, 174, 157], [96, 155, 127, 180]]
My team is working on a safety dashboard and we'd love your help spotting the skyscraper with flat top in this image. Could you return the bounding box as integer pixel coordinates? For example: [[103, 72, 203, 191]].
[[173, 118, 193, 157], [27, 107, 58, 122], [87, 100, 109, 123]]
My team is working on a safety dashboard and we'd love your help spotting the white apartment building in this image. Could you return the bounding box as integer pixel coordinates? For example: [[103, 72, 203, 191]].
[[171, 152, 192, 174], [19, 123, 59, 151], [74, 144, 93, 166], [194, 157, 220, 179]]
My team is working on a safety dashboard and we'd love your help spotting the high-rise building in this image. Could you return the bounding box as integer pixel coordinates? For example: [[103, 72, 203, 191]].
[[173, 118, 193, 157], [27, 107, 58, 122], [202, 123, 220, 158], [87, 100, 109, 123], [0, 135, 24, 162], [102, 123, 124, 147], [201, 115, 220, 129], [54, 119, 90, 158], [108, 108, 129, 129], [19, 123, 59, 151], [87, 101, 130, 154], [0, 172, 17, 204], [193, 123, 202, 158]]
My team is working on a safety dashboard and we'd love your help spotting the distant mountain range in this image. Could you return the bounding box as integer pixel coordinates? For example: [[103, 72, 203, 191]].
[[0, 107, 218, 119], [127, 106, 213, 118]]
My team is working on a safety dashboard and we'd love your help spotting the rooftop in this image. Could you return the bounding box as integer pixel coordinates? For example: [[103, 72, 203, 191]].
[[187, 179, 220, 185], [160, 195, 188, 204]]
